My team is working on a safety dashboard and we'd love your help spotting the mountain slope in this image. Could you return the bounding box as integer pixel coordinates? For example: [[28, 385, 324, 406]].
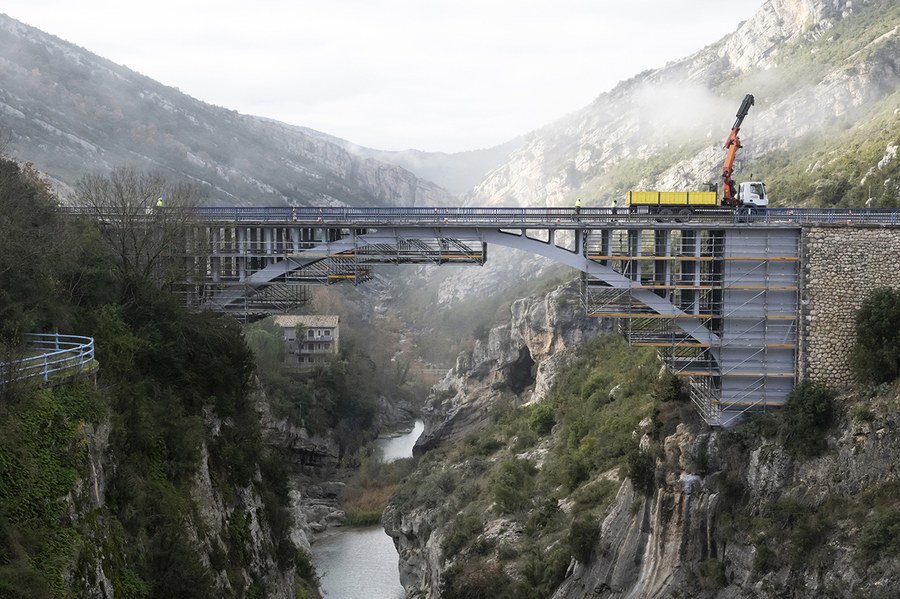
[[0, 14, 457, 207], [467, 0, 899, 209]]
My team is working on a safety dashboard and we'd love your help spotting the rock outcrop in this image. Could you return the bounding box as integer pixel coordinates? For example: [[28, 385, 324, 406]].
[[552, 389, 900, 598], [385, 281, 610, 596], [65, 409, 304, 599], [414, 281, 611, 453]]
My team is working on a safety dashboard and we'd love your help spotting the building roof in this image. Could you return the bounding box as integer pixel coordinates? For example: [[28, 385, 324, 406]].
[[273, 315, 339, 329]]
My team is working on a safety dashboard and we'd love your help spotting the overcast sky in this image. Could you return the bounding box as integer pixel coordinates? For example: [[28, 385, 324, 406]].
[[4, 1, 762, 153]]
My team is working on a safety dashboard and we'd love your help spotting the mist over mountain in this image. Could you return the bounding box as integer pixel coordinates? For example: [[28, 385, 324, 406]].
[[467, 0, 899, 209]]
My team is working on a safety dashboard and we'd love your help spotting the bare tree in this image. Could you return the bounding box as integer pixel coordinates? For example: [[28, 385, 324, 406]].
[[73, 167, 202, 287]]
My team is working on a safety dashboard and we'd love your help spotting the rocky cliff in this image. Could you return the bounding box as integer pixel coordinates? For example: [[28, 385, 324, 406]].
[[553, 385, 900, 598], [63, 406, 306, 599], [385, 281, 613, 596], [388, 358, 900, 599], [414, 281, 611, 453]]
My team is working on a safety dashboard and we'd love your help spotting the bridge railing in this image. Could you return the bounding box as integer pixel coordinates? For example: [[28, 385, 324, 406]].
[[195, 206, 900, 227], [0, 333, 96, 386], [737, 207, 900, 226], [58, 205, 900, 226]]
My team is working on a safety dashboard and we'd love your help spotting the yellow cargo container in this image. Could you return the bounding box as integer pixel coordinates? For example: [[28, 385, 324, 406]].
[[627, 191, 718, 206], [627, 191, 663, 205]]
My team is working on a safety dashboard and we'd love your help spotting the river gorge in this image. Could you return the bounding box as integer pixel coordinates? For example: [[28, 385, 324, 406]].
[[311, 421, 424, 599]]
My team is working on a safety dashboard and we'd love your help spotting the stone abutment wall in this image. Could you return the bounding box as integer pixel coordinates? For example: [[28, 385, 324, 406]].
[[799, 226, 900, 387]]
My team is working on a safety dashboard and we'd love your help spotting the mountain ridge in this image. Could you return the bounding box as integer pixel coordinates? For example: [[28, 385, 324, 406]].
[[466, 0, 899, 209], [0, 13, 477, 206]]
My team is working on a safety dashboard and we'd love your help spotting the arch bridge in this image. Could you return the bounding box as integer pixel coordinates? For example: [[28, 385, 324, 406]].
[[155, 206, 900, 425]]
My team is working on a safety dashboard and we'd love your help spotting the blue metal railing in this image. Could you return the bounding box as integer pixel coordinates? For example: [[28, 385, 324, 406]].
[[58, 205, 900, 227], [0, 333, 96, 386]]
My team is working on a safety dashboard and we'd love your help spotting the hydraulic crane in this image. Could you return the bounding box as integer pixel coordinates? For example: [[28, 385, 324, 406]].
[[625, 93, 768, 216], [722, 94, 754, 208]]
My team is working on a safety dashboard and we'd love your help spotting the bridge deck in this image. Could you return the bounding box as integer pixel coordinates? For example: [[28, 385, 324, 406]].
[[60, 205, 900, 427]]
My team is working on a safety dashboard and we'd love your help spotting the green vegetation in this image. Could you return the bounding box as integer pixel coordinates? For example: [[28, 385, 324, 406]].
[[857, 507, 900, 561], [0, 160, 73, 343], [716, 384, 900, 580], [752, 95, 900, 209], [852, 287, 900, 385], [721, 379, 835, 459], [0, 383, 104, 597], [389, 335, 663, 599], [726, 479, 900, 574], [0, 158, 318, 597], [245, 313, 416, 462], [567, 515, 600, 563], [782, 380, 836, 458]]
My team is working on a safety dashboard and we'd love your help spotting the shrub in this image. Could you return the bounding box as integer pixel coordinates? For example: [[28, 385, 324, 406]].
[[857, 508, 900, 561], [571, 479, 619, 509], [528, 403, 555, 435], [568, 515, 600, 563], [653, 369, 684, 403], [518, 545, 569, 598], [492, 459, 536, 514], [783, 380, 835, 458], [525, 497, 561, 537], [441, 559, 511, 599], [852, 287, 900, 385], [443, 514, 483, 557], [624, 444, 655, 495], [697, 559, 726, 589]]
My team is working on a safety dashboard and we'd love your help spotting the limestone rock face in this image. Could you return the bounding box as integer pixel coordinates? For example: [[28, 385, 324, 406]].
[[552, 390, 900, 598], [66, 410, 302, 599], [383, 500, 447, 598], [414, 281, 611, 453]]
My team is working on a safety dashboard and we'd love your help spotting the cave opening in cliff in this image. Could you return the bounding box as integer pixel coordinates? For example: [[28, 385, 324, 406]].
[[507, 346, 536, 394]]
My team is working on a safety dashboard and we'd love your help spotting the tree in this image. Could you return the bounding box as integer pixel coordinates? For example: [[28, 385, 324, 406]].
[[781, 380, 835, 458], [852, 287, 900, 385], [72, 168, 202, 289], [0, 158, 68, 341]]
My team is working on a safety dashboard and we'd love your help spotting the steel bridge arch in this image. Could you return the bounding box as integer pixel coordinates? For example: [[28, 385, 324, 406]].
[[206, 224, 718, 345]]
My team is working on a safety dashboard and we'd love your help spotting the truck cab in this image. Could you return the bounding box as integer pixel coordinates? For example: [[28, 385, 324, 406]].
[[738, 181, 768, 208]]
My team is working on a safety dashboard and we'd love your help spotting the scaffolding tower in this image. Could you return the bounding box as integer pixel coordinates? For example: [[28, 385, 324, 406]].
[[582, 225, 799, 426]]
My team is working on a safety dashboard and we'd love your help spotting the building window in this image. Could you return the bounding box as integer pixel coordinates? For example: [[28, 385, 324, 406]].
[[308, 330, 314, 339], [324, 329, 332, 338]]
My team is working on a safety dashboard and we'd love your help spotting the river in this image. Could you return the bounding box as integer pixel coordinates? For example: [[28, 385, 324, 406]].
[[311, 420, 423, 599]]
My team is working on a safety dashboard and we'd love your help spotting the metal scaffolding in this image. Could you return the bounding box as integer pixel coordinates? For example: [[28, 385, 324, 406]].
[[169, 223, 486, 319], [582, 225, 799, 426]]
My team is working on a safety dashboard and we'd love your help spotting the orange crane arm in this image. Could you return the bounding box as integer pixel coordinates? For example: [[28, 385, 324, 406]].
[[722, 94, 754, 208]]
